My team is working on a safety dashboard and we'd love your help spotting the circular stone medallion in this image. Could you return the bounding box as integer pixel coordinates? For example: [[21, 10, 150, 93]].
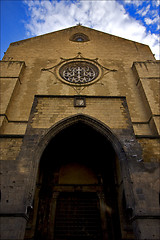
[[59, 61, 100, 85]]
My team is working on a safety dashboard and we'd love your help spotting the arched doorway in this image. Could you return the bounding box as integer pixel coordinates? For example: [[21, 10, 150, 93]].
[[25, 122, 122, 240]]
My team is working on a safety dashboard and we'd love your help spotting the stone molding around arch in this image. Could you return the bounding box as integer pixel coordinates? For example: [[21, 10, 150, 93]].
[[69, 33, 90, 42], [38, 114, 127, 162], [16, 105, 146, 239], [20, 112, 138, 214]]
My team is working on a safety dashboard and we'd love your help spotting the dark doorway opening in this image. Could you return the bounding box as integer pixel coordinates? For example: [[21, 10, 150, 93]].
[[54, 192, 102, 240], [25, 122, 122, 240]]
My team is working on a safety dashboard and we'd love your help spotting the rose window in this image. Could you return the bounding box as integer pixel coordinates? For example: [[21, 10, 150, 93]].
[[59, 61, 99, 85]]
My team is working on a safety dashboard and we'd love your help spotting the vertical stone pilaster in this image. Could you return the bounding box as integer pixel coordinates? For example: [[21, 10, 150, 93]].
[[48, 192, 60, 239]]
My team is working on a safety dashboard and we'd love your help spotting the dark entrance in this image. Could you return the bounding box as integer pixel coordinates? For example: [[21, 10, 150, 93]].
[[54, 192, 102, 240], [25, 122, 122, 240]]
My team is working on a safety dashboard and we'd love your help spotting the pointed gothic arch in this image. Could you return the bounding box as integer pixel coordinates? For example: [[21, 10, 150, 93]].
[[24, 114, 135, 240], [36, 114, 126, 164], [27, 114, 134, 209]]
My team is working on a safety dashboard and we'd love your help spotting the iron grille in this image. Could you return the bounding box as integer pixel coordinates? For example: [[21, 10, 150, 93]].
[[54, 192, 102, 240]]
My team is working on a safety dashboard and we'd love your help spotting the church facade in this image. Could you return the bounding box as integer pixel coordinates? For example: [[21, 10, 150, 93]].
[[0, 25, 159, 240]]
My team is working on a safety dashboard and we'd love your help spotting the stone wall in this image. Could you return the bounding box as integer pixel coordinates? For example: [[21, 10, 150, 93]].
[[0, 26, 159, 239]]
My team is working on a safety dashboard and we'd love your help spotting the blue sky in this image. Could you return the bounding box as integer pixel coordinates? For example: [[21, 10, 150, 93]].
[[1, 0, 160, 60]]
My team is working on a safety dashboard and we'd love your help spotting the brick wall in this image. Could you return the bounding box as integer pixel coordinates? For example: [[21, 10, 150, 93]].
[[30, 96, 130, 130]]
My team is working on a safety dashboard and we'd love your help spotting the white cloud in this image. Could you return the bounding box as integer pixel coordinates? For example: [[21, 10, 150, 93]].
[[24, 0, 159, 59], [136, 2, 160, 33], [137, 4, 150, 16], [123, 0, 143, 7], [145, 15, 159, 25], [152, 0, 160, 7]]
